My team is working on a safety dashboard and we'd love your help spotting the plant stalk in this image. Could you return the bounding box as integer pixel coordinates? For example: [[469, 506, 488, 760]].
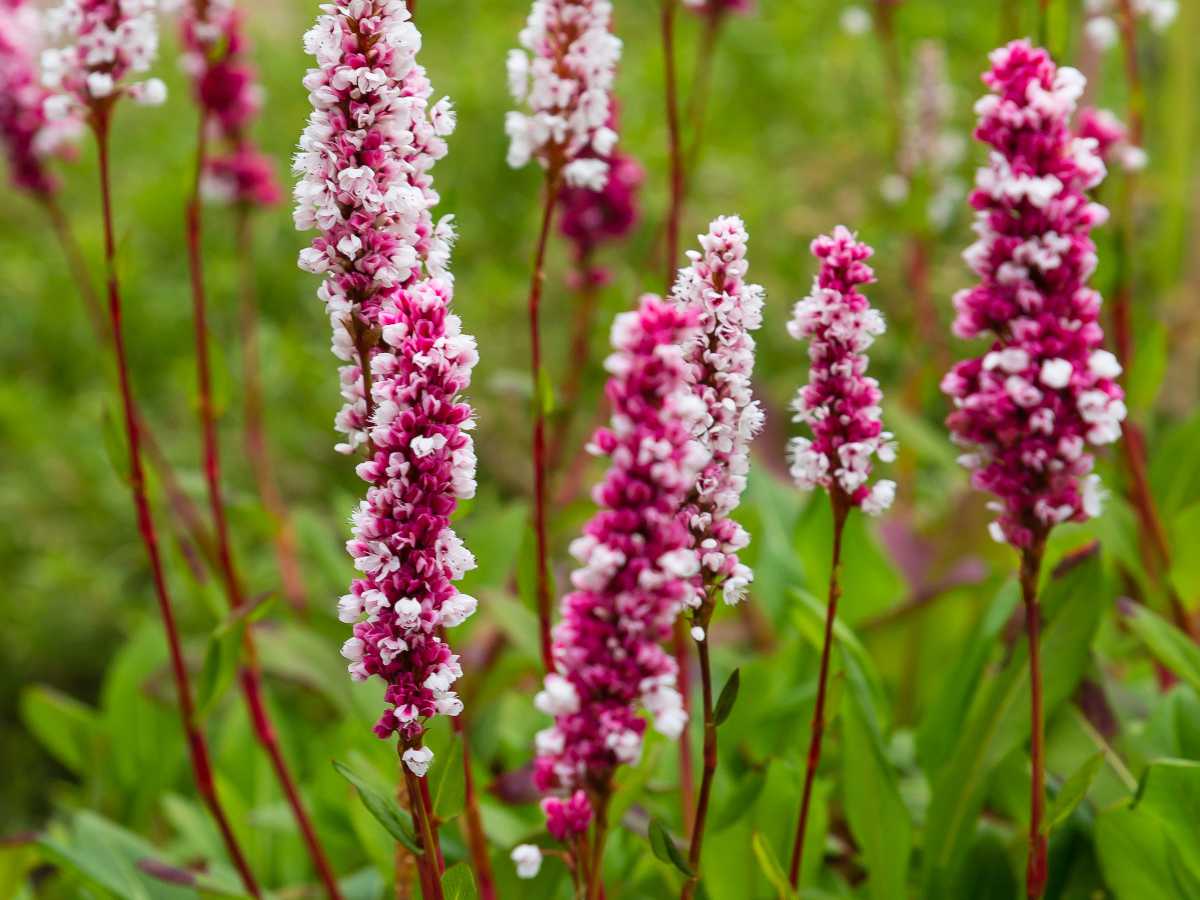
[[788, 489, 849, 888], [681, 599, 717, 900], [1020, 539, 1048, 899], [93, 107, 261, 899], [661, 0, 683, 290], [401, 745, 445, 900], [453, 717, 497, 899], [585, 790, 612, 900]]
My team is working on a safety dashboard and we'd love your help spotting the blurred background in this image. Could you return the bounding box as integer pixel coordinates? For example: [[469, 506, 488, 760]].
[[1, 0, 1198, 896]]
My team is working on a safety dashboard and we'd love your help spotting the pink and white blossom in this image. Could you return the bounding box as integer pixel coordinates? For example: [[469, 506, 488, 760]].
[[506, 0, 622, 190], [788, 227, 896, 516], [671, 215, 764, 609], [1075, 106, 1146, 173], [942, 40, 1124, 549], [532, 295, 708, 826]]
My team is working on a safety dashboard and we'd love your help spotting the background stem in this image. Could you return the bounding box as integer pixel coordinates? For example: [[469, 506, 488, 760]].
[[661, 0, 683, 290], [1020, 540, 1048, 900], [682, 604, 717, 900]]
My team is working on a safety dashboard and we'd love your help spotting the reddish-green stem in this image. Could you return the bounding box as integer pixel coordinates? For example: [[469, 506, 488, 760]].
[[186, 114, 342, 899], [452, 716, 497, 899], [789, 490, 849, 888], [674, 619, 696, 832], [683, 14, 720, 178], [661, 0, 683, 290], [585, 788, 612, 900], [401, 744, 445, 900], [681, 600, 717, 900], [93, 107, 261, 899], [1020, 540, 1048, 899], [234, 209, 308, 613], [528, 174, 561, 674]]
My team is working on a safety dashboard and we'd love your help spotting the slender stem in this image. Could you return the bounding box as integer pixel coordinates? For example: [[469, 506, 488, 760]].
[[528, 174, 560, 674], [43, 193, 217, 581], [453, 717, 497, 900], [186, 113, 341, 898], [546, 254, 601, 476], [661, 0, 683, 290], [788, 490, 849, 889], [418, 774, 445, 874], [235, 209, 308, 613], [395, 769, 417, 899], [683, 15, 720, 179], [1020, 540, 1048, 900], [402, 747, 445, 900], [93, 109, 261, 899], [1038, 0, 1050, 48], [585, 791, 611, 900], [681, 605, 717, 900], [673, 618, 696, 831]]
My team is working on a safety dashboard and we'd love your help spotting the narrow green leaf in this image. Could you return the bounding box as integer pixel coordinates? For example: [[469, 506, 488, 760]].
[[195, 621, 245, 718], [442, 862, 479, 900], [647, 817, 692, 877], [332, 760, 421, 854], [430, 734, 466, 821], [1124, 604, 1200, 695], [749, 832, 794, 900], [713, 669, 741, 727], [19, 686, 102, 776], [710, 766, 768, 832], [1045, 752, 1104, 832]]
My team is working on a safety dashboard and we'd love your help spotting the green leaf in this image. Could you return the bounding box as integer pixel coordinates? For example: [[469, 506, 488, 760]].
[[921, 555, 1106, 896], [647, 817, 693, 877], [710, 766, 768, 832], [486, 590, 543, 662], [1045, 752, 1104, 832], [1150, 412, 1200, 517], [1124, 603, 1200, 695], [749, 832, 795, 900], [442, 862, 480, 900], [713, 669, 741, 727], [332, 759, 421, 854], [195, 620, 245, 718], [1125, 318, 1167, 410], [841, 686, 910, 900], [1167, 504, 1200, 600], [19, 686, 102, 775], [430, 733, 466, 821]]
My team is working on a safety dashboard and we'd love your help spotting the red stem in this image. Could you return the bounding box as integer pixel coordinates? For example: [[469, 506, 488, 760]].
[[186, 114, 342, 899], [674, 619, 696, 832], [93, 108, 261, 899], [452, 717, 497, 899], [681, 606, 717, 900], [683, 14, 720, 179], [585, 789, 612, 900], [1020, 541, 1048, 900], [235, 209, 309, 613], [528, 174, 560, 674], [418, 775, 445, 874], [401, 746, 445, 900], [789, 490, 848, 889], [661, 0, 683, 290]]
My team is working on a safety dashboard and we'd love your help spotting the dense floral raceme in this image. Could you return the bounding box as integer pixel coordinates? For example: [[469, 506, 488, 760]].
[[557, 147, 643, 269], [942, 40, 1125, 550], [532, 296, 709, 833], [1075, 106, 1146, 174], [181, 0, 280, 205], [294, 0, 455, 456], [788, 226, 896, 515], [671, 215, 764, 611], [0, 0, 80, 195], [339, 277, 479, 766], [40, 0, 167, 115], [505, 0, 622, 190]]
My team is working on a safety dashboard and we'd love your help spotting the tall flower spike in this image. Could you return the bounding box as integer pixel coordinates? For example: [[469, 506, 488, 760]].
[[788, 226, 896, 515], [294, 0, 456, 455], [942, 40, 1124, 551], [506, 0, 622, 190], [0, 0, 80, 195], [533, 295, 708, 835], [180, 0, 280, 206], [41, 0, 167, 116], [672, 215, 764, 610]]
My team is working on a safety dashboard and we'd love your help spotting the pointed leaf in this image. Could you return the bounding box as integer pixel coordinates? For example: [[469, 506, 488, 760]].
[[1045, 752, 1104, 833], [713, 669, 741, 727], [647, 817, 692, 877], [749, 832, 795, 900], [333, 760, 421, 854]]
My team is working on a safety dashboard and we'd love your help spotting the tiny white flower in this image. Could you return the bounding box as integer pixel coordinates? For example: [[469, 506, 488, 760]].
[[402, 746, 434, 777], [511, 844, 543, 879]]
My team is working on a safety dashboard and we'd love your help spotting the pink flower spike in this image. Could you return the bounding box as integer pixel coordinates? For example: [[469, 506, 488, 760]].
[[557, 148, 644, 264], [0, 0, 80, 195], [506, 0, 623, 189], [788, 226, 896, 516], [533, 294, 708, 814], [943, 40, 1124, 550], [672, 215, 764, 608]]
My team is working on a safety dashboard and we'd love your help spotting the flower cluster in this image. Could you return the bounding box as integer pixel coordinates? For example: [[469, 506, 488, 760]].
[[1075, 106, 1146, 173], [788, 227, 896, 515], [505, 0, 622, 190], [294, 0, 456, 455], [942, 41, 1125, 549], [1084, 0, 1177, 51], [41, 0, 167, 116], [671, 216, 764, 611], [0, 0, 79, 195], [339, 277, 479, 770], [532, 296, 708, 830], [180, 0, 280, 206], [557, 148, 643, 271]]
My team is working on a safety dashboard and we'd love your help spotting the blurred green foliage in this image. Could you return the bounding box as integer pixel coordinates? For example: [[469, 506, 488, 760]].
[[2, 0, 1199, 897]]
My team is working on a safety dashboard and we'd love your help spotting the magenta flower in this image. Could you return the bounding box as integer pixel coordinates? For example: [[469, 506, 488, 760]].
[[180, 0, 280, 206], [1075, 106, 1146, 173], [533, 295, 708, 820], [942, 40, 1125, 550], [295, 0, 456, 456], [788, 226, 896, 516], [0, 0, 80, 195], [40, 0, 167, 115], [672, 215, 764, 611], [557, 149, 643, 268], [506, 0, 623, 190]]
